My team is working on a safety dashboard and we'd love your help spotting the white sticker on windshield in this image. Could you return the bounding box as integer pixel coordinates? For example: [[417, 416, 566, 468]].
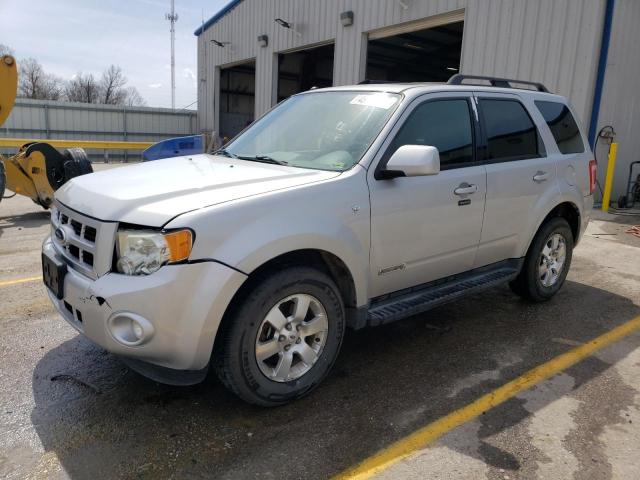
[[350, 94, 397, 109]]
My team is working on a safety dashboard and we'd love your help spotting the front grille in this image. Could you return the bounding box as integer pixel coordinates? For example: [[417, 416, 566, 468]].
[[82, 251, 94, 265], [69, 244, 80, 260], [84, 226, 97, 243], [50, 202, 118, 279], [70, 219, 82, 236]]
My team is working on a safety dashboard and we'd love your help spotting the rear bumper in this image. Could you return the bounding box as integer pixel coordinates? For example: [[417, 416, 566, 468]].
[[578, 195, 594, 244], [43, 237, 247, 373]]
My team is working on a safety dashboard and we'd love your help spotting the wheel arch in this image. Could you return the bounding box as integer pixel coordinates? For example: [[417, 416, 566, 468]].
[[246, 248, 358, 310], [212, 248, 362, 357], [524, 201, 581, 258], [540, 202, 581, 242]]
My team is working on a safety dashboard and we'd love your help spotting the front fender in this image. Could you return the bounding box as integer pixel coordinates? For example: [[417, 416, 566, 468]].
[[235, 232, 369, 306], [167, 169, 372, 306]]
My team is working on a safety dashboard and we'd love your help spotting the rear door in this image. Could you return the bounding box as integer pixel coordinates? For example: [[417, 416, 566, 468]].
[[368, 92, 487, 298], [473, 93, 559, 266]]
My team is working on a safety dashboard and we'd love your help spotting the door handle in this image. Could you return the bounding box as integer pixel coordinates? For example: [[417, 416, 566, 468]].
[[454, 183, 478, 195], [533, 171, 550, 183]]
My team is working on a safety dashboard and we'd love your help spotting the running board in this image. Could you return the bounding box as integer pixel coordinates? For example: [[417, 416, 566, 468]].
[[367, 260, 522, 327]]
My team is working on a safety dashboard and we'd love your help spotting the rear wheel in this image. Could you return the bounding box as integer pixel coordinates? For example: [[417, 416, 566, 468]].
[[214, 266, 345, 406], [510, 217, 574, 302]]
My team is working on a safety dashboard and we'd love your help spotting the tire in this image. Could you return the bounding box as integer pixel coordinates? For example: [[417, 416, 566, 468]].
[[62, 148, 93, 182], [0, 161, 5, 204], [214, 266, 345, 406], [618, 195, 628, 209], [509, 217, 574, 302]]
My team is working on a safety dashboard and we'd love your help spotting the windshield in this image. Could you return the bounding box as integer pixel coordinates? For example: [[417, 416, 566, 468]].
[[223, 91, 401, 171]]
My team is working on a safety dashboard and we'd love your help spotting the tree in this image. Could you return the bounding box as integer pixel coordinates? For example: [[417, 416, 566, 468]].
[[18, 58, 63, 100], [0, 44, 13, 56], [65, 73, 99, 103], [123, 86, 146, 107], [99, 65, 127, 104], [11, 55, 145, 106]]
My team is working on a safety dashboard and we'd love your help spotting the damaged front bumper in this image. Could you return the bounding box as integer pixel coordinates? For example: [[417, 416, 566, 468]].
[[42, 237, 247, 383]]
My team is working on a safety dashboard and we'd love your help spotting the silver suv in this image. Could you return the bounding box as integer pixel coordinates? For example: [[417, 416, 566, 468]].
[[42, 75, 596, 405]]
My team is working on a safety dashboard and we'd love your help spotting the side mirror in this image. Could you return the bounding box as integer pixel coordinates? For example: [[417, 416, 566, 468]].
[[378, 145, 440, 179]]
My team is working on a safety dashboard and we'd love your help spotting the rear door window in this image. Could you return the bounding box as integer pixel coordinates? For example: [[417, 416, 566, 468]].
[[535, 100, 585, 154], [478, 99, 540, 161]]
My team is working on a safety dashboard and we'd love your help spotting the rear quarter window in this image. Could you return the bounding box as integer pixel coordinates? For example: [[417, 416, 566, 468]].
[[535, 100, 585, 154]]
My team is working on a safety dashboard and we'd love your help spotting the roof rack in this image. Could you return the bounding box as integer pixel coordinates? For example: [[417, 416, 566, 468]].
[[358, 79, 405, 84], [447, 74, 549, 93]]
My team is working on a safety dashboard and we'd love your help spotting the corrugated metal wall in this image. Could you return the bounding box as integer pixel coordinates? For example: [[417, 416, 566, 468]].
[[594, 0, 640, 199], [197, 0, 640, 197], [1, 99, 197, 161], [461, 0, 605, 124], [197, 0, 604, 129]]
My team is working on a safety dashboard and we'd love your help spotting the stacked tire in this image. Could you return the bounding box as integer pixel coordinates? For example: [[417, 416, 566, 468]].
[[0, 161, 5, 204], [62, 148, 93, 180]]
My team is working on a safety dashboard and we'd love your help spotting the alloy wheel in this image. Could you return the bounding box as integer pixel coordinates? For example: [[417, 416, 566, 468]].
[[255, 294, 329, 382], [538, 233, 567, 287]]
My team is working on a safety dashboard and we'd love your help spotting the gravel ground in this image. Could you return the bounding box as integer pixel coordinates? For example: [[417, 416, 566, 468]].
[[1, 164, 639, 479]]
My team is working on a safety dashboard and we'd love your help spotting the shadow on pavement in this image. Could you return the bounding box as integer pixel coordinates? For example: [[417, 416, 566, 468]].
[[0, 210, 50, 236], [31, 280, 640, 479]]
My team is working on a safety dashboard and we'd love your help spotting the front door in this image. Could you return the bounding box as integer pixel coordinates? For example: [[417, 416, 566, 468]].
[[368, 93, 486, 298]]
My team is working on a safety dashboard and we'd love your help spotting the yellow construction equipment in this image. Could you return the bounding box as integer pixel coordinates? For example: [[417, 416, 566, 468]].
[[1, 55, 94, 208]]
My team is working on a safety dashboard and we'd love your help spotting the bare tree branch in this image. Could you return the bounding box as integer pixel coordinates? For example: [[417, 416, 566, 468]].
[[18, 58, 63, 100], [13, 56, 146, 106], [99, 65, 127, 104], [124, 86, 146, 107], [0, 44, 13, 56], [65, 73, 99, 103]]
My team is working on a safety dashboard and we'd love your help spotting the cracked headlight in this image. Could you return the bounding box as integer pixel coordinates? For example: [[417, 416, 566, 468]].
[[116, 229, 193, 276]]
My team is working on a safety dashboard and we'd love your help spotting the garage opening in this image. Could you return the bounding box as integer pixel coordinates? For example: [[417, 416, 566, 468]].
[[220, 60, 255, 140], [366, 21, 463, 83], [277, 43, 335, 102]]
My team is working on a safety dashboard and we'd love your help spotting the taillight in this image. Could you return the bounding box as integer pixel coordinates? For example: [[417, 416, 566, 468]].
[[588, 160, 597, 194]]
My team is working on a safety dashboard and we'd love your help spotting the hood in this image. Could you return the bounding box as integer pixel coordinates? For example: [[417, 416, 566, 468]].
[[55, 154, 341, 226]]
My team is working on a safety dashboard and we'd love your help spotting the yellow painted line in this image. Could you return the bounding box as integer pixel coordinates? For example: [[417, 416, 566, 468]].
[[0, 276, 41, 288], [0, 138, 153, 150], [334, 314, 640, 480]]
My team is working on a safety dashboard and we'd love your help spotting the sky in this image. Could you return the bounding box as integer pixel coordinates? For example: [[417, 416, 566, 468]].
[[0, 0, 228, 109]]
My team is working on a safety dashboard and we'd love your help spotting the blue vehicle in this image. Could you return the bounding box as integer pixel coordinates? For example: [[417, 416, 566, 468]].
[[142, 135, 204, 161]]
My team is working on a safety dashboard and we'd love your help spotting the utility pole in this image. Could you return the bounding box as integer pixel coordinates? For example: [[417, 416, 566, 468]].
[[165, 0, 178, 110]]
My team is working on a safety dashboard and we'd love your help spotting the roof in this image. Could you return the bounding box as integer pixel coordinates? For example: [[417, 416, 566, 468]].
[[194, 0, 243, 36], [303, 83, 566, 101]]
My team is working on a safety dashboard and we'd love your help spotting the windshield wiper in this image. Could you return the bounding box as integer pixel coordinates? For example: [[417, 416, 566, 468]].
[[237, 154, 289, 166], [214, 148, 238, 158]]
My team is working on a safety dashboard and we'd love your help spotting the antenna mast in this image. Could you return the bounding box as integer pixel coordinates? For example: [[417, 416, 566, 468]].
[[165, 0, 178, 109]]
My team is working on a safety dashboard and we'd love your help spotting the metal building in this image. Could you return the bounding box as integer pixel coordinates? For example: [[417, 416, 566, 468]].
[[196, 0, 640, 198]]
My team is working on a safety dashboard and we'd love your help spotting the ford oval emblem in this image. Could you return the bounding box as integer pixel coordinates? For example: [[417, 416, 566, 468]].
[[54, 227, 67, 245]]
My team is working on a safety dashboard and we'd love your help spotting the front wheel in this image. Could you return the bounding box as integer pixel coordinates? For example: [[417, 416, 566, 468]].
[[214, 266, 345, 406], [510, 217, 574, 302]]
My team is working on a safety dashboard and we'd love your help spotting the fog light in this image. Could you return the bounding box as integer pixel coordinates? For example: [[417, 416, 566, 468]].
[[132, 321, 144, 340], [108, 312, 155, 346]]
